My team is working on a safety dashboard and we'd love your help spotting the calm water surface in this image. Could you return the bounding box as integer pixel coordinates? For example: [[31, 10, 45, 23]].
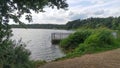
[[12, 28, 72, 61]]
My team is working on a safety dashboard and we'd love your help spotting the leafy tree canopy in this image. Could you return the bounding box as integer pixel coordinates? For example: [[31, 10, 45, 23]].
[[0, 0, 68, 67], [0, 0, 68, 24]]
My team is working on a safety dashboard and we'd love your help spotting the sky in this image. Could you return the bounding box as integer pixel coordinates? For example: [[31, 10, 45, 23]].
[[10, 0, 120, 24]]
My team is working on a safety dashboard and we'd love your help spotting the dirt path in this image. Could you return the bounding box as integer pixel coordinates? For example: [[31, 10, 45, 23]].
[[39, 48, 120, 68]]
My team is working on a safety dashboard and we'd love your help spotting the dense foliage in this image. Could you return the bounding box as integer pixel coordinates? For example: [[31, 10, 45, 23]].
[[66, 16, 120, 30], [0, 23, 33, 68], [75, 29, 119, 54], [60, 28, 120, 58], [0, 0, 68, 24], [0, 0, 68, 67], [60, 29, 92, 53]]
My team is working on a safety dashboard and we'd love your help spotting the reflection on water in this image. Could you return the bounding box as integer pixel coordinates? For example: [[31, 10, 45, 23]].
[[12, 28, 72, 61]]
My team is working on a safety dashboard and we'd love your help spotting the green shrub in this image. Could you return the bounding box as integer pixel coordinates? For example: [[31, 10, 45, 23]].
[[116, 31, 120, 42], [0, 40, 34, 68], [85, 29, 114, 47], [60, 29, 92, 53], [58, 28, 120, 59], [0, 23, 34, 68], [75, 28, 120, 54]]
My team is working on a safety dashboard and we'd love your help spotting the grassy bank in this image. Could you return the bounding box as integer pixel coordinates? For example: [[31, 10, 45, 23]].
[[32, 60, 46, 68], [58, 28, 120, 60]]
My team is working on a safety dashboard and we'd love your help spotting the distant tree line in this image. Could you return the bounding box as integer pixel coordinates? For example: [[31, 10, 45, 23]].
[[66, 16, 120, 30], [11, 24, 66, 29], [11, 16, 120, 30]]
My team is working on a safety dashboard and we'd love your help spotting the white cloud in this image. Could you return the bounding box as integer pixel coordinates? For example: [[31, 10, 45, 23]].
[[9, 0, 120, 24]]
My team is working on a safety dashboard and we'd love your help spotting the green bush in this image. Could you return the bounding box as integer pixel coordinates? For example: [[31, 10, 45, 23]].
[[59, 28, 120, 59], [85, 29, 114, 47], [75, 28, 120, 54], [0, 23, 34, 68], [116, 31, 120, 42], [60, 29, 92, 53], [0, 40, 34, 68]]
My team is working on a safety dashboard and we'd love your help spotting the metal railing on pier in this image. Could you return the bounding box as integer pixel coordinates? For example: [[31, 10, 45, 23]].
[[51, 32, 73, 44]]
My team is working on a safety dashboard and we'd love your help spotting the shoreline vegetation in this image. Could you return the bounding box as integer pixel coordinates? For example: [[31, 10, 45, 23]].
[[39, 28, 120, 67], [37, 17, 120, 67], [38, 17, 120, 67], [11, 16, 120, 67], [57, 28, 120, 60]]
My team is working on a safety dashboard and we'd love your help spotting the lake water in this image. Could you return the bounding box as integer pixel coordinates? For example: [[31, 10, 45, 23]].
[[12, 28, 73, 62]]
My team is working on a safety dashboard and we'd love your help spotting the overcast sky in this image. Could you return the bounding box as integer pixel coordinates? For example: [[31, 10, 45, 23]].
[[10, 0, 120, 24]]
